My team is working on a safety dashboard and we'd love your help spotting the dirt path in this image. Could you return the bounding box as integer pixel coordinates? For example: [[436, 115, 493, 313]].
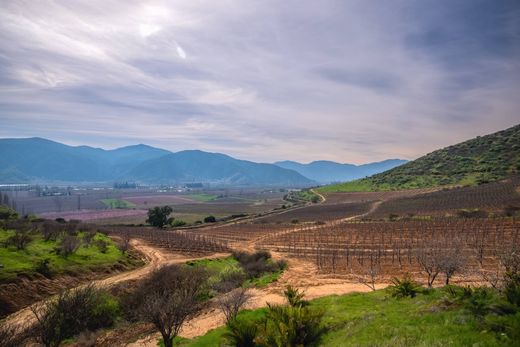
[[6, 199, 386, 344], [129, 200, 387, 346], [1, 240, 229, 332]]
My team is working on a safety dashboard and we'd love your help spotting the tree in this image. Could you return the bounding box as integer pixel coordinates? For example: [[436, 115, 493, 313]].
[[217, 288, 252, 324], [204, 215, 217, 223], [439, 246, 465, 285], [133, 265, 208, 347], [146, 206, 174, 228]]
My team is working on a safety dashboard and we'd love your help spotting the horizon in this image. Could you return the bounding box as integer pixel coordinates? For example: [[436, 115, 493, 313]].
[[0, 136, 407, 166], [1, 1, 519, 163]]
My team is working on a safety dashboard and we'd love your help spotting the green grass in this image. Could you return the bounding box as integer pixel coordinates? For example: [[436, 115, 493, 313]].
[[0, 230, 127, 281], [101, 199, 136, 209], [186, 257, 284, 289], [187, 194, 218, 202], [173, 288, 512, 346], [245, 269, 284, 288]]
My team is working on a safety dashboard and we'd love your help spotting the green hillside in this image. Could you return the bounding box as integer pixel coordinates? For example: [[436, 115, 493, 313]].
[[319, 124, 520, 192]]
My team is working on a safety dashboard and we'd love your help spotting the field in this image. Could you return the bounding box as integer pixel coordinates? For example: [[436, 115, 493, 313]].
[[100, 198, 136, 209]]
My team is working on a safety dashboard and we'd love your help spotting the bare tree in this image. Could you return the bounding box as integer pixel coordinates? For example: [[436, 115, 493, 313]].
[[7, 230, 32, 250], [415, 245, 443, 288], [358, 253, 381, 291], [439, 246, 466, 285], [58, 235, 81, 256], [133, 265, 209, 347], [216, 287, 252, 324]]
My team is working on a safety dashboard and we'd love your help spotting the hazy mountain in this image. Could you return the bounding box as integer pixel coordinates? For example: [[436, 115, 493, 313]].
[[0, 138, 312, 186], [275, 159, 407, 184], [129, 150, 312, 186], [321, 123, 520, 192]]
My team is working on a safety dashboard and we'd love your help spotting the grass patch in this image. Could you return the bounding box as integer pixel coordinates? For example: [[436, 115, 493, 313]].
[[0, 230, 127, 281], [175, 288, 512, 346], [187, 194, 217, 202], [101, 199, 136, 209], [244, 269, 284, 288]]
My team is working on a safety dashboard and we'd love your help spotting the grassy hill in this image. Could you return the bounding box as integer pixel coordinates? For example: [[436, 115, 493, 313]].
[[319, 124, 520, 192]]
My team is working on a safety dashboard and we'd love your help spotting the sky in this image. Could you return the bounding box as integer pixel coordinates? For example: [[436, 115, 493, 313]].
[[0, 0, 519, 164]]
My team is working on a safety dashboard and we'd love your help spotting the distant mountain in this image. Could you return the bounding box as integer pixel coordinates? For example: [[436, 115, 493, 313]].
[[0, 138, 312, 186], [275, 159, 407, 184], [129, 150, 312, 186], [320, 123, 520, 192]]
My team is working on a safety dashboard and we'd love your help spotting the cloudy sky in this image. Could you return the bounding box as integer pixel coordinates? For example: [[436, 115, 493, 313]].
[[0, 0, 519, 164]]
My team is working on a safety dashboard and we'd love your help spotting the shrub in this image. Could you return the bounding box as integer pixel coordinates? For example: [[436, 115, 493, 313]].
[[82, 230, 97, 247], [223, 317, 259, 347], [284, 285, 308, 307], [57, 235, 81, 256], [127, 265, 209, 347], [41, 221, 62, 241], [213, 268, 247, 293], [387, 274, 421, 298], [36, 258, 53, 278], [504, 272, 520, 307], [7, 230, 32, 250], [171, 220, 187, 227], [31, 285, 119, 347], [204, 215, 217, 223], [94, 239, 109, 253], [260, 304, 325, 347]]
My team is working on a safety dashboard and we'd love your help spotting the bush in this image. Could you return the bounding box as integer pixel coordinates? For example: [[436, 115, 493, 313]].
[[204, 215, 217, 223], [126, 265, 209, 347], [260, 304, 325, 347], [171, 220, 187, 227], [232, 251, 284, 280], [387, 274, 421, 298], [94, 239, 109, 253], [31, 285, 119, 347], [456, 209, 488, 218], [504, 273, 520, 307], [7, 230, 32, 250], [213, 268, 247, 293], [284, 285, 308, 307], [36, 258, 53, 278], [223, 318, 259, 347], [57, 235, 81, 256]]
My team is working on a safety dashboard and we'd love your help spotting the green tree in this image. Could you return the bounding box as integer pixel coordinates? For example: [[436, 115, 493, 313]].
[[146, 206, 174, 228]]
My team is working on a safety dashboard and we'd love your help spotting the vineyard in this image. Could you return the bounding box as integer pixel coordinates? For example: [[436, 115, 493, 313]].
[[368, 176, 520, 219], [107, 227, 230, 255], [256, 201, 372, 223], [257, 218, 520, 286]]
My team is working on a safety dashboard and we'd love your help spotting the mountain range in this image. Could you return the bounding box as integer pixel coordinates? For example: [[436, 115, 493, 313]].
[[0, 138, 406, 186], [275, 159, 407, 184]]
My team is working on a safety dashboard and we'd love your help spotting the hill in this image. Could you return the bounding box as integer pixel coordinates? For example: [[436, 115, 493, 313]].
[[275, 159, 407, 184], [319, 123, 520, 192], [0, 138, 312, 186]]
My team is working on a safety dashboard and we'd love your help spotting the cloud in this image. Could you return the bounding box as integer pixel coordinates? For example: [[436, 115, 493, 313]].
[[0, 0, 519, 164]]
